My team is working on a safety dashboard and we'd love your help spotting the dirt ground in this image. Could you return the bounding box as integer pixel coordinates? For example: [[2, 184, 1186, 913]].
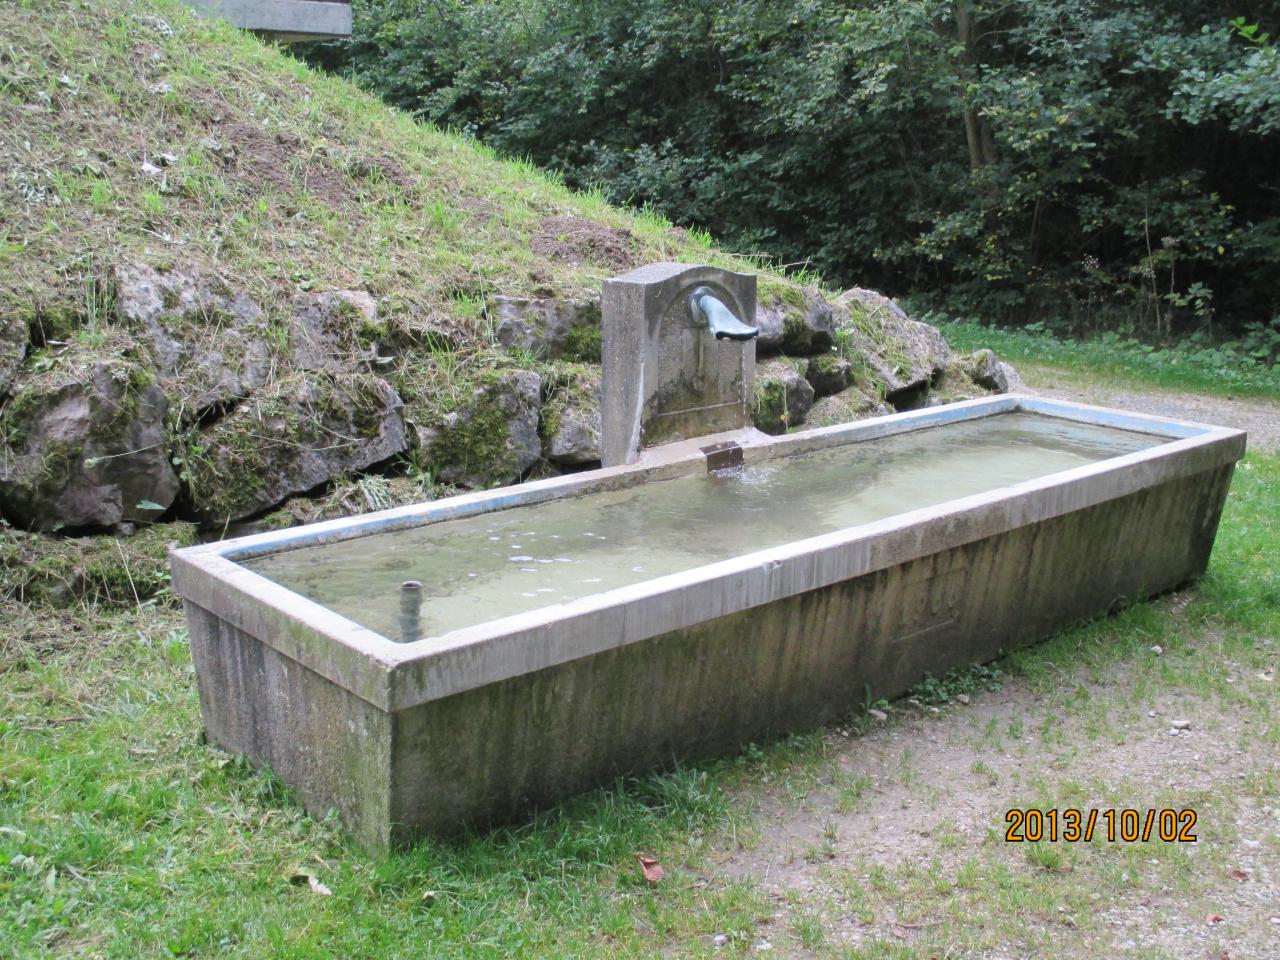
[[713, 654, 1278, 958], [707, 373, 1280, 959]]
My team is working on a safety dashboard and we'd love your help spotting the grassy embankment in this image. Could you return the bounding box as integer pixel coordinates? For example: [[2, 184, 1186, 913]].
[[0, 0, 728, 343]]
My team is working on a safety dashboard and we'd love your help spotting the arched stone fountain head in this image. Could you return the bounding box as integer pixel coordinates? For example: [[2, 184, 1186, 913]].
[[601, 263, 759, 466]]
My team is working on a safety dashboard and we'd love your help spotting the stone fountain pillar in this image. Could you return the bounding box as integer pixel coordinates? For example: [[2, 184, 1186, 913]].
[[600, 263, 758, 466]]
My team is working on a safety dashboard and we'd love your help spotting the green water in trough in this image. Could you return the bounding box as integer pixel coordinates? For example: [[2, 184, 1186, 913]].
[[244, 412, 1161, 640]]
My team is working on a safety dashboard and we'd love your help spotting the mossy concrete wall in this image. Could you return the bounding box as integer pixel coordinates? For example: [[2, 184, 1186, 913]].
[[184, 438, 1237, 849]]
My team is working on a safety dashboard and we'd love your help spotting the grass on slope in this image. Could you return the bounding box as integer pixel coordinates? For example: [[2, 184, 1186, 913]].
[[0, 0, 734, 350]]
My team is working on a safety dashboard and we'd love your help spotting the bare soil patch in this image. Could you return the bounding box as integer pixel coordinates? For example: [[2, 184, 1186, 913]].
[[533, 215, 636, 270], [713, 632, 1279, 958], [217, 122, 352, 208]]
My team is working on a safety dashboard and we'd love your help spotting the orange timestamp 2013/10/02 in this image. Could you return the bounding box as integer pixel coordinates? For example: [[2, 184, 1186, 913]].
[[1004, 808, 1198, 843]]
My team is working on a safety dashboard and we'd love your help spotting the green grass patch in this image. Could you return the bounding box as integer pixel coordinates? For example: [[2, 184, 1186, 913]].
[[0, 609, 769, 957], [934, 319, 1280, 400]]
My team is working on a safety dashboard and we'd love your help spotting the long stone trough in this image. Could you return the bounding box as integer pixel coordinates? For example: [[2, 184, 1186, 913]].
[[170, 395, 1244, 850]]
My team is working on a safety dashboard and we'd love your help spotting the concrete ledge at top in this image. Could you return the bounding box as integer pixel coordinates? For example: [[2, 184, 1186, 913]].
[[181, 0, 353, 41]]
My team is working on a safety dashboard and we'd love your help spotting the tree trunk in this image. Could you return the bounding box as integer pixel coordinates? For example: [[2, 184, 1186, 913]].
[[955, 0, 996, 171]]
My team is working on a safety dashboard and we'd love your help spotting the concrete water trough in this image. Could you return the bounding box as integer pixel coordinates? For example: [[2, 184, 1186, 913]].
[[171, 265, 1245, 851]]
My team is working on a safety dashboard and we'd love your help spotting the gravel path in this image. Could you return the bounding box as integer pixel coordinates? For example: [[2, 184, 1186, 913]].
[[715, 645, 1279, 959], [1022, 371, 1280, 452]]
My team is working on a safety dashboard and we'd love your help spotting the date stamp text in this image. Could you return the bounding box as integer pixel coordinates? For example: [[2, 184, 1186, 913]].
[[1004, 808, 1197, 843]]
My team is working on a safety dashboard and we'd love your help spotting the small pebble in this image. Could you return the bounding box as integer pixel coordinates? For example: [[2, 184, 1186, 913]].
[[1147, 710, 1157, 718], [1171, 719, 1192, 730]]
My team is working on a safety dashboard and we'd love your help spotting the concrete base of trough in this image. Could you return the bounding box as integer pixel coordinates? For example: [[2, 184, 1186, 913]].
[[188, 463, 1233, 851]]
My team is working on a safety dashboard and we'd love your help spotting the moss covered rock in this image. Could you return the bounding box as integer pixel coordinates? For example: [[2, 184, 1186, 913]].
[[958, 348, 1009, 392], [0, 313, 27, 399], [291, 289, 386, 372], [113, 261, 272, 418], [541, 365, 602, 466], [755, 282, 836, 356], [0, 359, 179, 531], [805, 354, 855, 398], [413, 368, 543, 487], [806, 389, 892, 427], [184, 372, 408, 525], [833, 288, 951, 400], [752, 359, 815, 434], [931, 350, 1025, 405], [491, 296, 602, 361]]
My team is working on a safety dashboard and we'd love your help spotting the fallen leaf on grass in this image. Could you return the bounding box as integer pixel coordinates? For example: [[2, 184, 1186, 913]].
[[288, 869, 332, 896], [635, 856, 663, 884]]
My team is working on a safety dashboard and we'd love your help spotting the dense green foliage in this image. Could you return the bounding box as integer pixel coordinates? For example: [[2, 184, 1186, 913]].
[[311, 0, 1280, 339]]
